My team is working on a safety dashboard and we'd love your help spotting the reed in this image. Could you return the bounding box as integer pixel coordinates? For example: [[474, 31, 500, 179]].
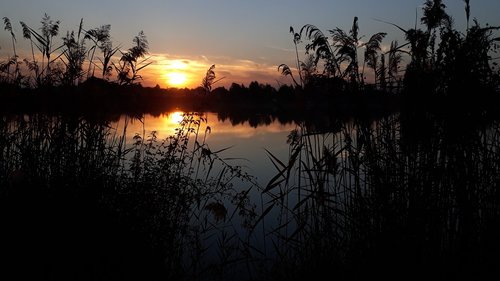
[[0, 112, 257, 280], [258, 112, 500, 279]]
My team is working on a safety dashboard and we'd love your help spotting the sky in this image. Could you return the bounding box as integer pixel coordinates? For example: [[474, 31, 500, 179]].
[[1, 0, 499, 89]]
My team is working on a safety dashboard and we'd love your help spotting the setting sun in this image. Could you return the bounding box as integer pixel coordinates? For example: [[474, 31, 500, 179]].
[[163, 60, 190, 87], [166, 72, 188, 87]]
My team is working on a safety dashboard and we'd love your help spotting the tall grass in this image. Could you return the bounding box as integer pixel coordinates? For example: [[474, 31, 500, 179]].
[[0, 112, 258, 280], [259, 112, 500, 279], [2, 110, 500, 280], [1, 14, 150, 88]]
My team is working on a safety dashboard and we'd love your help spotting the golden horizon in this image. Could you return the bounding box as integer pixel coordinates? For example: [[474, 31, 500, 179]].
[[139, 54, 285, 89]]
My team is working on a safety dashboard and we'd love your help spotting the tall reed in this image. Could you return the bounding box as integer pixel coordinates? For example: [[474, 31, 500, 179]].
[[0, 112, 258, 280], [259, 112, 500, 279]]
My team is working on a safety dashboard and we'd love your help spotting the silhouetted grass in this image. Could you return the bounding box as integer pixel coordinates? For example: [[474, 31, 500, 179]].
[[2, 2, 500, 280], [0, 112, 258, 281], [258, 112, 500, 279], [2, 108, 500, 280], [2, 0, 499, 110]]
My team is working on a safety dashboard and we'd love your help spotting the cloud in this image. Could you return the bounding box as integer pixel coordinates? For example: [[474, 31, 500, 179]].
[[141, 52, 286, 89]]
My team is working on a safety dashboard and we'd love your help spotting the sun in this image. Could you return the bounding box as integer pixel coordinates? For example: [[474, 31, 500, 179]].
[[166, 72, 188, 87], [163, 59, 189, 87]]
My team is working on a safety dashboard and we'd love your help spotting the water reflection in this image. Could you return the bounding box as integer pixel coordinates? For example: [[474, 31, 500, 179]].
[[113, 112, 297, 188], [257, 112, 500, 279], [83, 112, 500, 278], [116, 112, 296, 141], [1, 111, 500, 280]]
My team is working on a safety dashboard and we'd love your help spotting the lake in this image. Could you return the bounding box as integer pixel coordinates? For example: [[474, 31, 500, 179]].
[[1, 110, 500, 280], [115, 111, 297, 188]]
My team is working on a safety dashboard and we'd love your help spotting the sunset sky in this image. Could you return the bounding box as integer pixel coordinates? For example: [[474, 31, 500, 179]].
[[1, 0, 499, 89]]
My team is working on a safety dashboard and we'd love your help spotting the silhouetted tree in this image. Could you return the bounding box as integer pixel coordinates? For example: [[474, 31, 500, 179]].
[[211, 86, 229, 98], [277, 84, 295, 98], [229, 83, 248, 96]]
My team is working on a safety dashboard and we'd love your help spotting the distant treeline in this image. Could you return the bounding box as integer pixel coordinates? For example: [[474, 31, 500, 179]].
[[0, 76, 401, 119]]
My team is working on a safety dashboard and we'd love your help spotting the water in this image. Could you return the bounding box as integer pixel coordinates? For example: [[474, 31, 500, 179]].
[[114, 111, 297, 187], [116, 111, 500, 278], [2, 110, 500, 280]]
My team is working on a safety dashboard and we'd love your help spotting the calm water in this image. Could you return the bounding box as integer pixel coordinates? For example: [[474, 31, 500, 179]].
[[117, 111, 500, 277], [115, 111, 298, 187], [2, 110, 500, 280]]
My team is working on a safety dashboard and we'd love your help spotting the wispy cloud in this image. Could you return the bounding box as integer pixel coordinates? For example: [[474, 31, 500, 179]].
[[141, 53, 286, 89]]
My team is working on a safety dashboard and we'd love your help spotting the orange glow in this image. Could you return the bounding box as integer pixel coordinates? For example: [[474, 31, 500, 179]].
[[162, 59, 190, 87], [170, 60, 188, 70], [156, 111, 186, 135], [140, 54, 283, 89], [166, 72, 188, 86], [115, 112, 295, 145], [169, 111, 185, 124]]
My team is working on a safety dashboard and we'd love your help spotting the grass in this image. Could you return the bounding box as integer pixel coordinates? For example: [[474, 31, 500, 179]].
[[2, 109, 500, 280], [0, 112, 259, 280], [258, 111, 500, 279], [1, 1, 500, 279]]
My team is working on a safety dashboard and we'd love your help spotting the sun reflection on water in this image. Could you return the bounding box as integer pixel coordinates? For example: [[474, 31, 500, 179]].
[[169, 111, 185, 124], [115, 112, 296, 148]]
